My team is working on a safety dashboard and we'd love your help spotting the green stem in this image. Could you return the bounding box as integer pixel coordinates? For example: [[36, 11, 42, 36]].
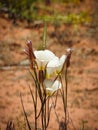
[[43, 21, 47, 50]]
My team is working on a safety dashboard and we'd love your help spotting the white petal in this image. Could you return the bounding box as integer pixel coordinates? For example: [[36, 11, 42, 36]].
[[34, 50, 55, 62], [60, 55, 67, 65], [58, 55, 67, 71], [52, 80, 61, 91], [47, 57, 60, 67], [44, 50, 56, 61], [44, 79, 53, 88], [44, 79, 61, 95], [46, 57, 60, 77], [34, 50, 56, 70], [46, 55, 66, 77]]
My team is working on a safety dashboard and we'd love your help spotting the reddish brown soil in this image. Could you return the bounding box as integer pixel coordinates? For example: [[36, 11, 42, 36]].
[[0, 1, 98, 130]]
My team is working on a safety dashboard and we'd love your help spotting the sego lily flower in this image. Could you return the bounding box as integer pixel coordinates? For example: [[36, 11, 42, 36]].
[[34, 50, 56, 70], [44, 79, 61, 96], [46, 55, 67, 78]]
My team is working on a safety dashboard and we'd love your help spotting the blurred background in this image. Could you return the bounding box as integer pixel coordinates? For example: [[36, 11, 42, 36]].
[[0, 0, 98, 130]]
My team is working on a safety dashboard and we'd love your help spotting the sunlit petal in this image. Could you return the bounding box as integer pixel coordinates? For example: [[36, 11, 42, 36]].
[[34, 50, 56, 70], [44, 79, 61, 96], [46, 57, 60, 77], [46, 55, 67, 78], [58, 54, 67, 71]]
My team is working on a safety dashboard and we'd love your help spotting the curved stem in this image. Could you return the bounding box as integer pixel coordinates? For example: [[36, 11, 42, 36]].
[[65, 67, 68, 130], [20, 93, 31, 130]]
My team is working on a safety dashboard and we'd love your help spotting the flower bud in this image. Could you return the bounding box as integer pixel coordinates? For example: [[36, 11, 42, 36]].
[[27, 40, 35, 60], [66, 48, 73, 68], [26, 40, 36, 69]]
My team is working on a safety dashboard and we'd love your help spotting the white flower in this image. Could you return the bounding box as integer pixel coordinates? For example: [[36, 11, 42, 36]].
[[34, 50, 56, 70], [44, 79, 61, 96], [34, 49, 67, 78], [46, 55, 67, 78]]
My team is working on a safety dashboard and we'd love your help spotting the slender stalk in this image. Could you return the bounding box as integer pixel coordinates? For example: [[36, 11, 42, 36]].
[[59, 75, 66, 119], [65, 68, 68, 109], [46, 98, 51, 128], [29, 70, 39, 130], [51, 98, 59, 124], [33, 68, 43, 102], [20, 93, 31, 130], [44, 97, 47, 130], [42, 92, 47, 130], [54, 91, 58, 108], [36, 97, 46, 119], [41, 105, 44, 130], [28, 84, 36, 106], [34, 82, 37, 130], [28, 84, 37, 130], [65, 67, 68, 130], [43, 21, 47, 50]]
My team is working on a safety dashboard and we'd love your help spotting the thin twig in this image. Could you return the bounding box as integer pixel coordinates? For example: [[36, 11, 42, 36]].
[[20, 92, 31, 130], [28, 84, 36, 107]]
